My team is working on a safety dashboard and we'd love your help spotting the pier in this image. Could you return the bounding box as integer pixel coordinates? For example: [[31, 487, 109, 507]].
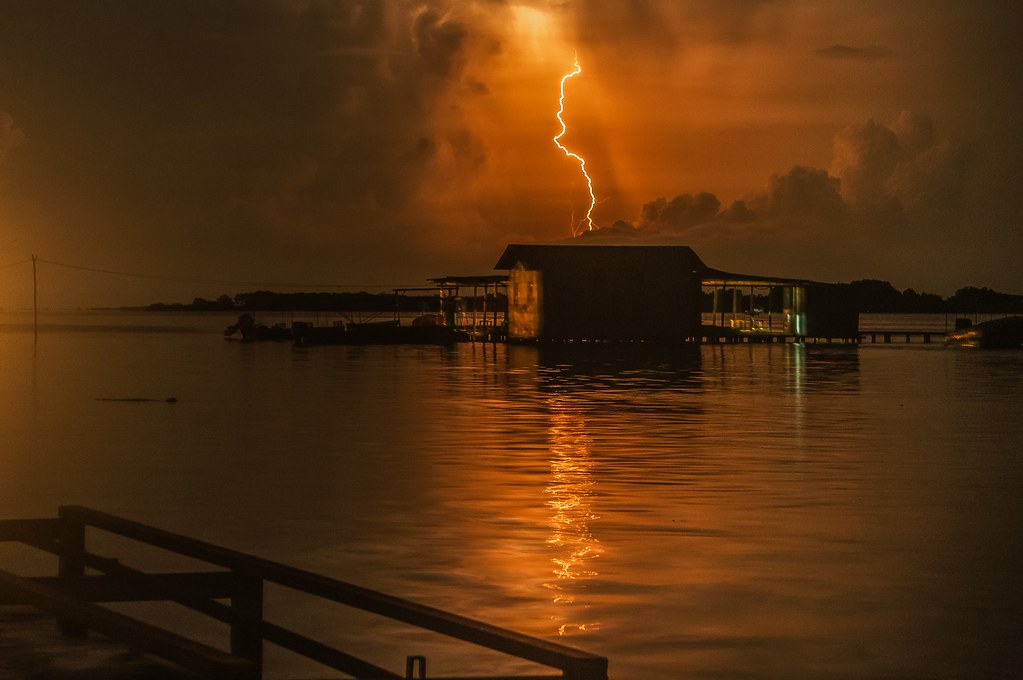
[[700, 328, 948, 344], [0, 506, 608, 680], [859, 329, 946, 344], [698, 327, 859, 344]]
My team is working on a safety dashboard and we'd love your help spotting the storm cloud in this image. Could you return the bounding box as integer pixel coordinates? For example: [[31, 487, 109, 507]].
[[580, 113, 979, 286], [0, 111, 25, 161], [0, 1, 507, 300], [1, 1, 1021, 306], [815, 45, 894, 61]]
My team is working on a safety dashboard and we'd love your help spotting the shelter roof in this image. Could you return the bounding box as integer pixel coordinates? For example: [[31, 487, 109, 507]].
[[494, 244, 706, 272], [427, 275, 508, 286], [700, 267, 818, 287], [493, 244, 823, 287]]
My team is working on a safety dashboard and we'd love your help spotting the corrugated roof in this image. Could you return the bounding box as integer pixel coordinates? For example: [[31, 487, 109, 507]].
[[427, 275, 508, 285], [700, 267, 818, 286], [493, 244, 706, 271], [493, 244, 822, 286]]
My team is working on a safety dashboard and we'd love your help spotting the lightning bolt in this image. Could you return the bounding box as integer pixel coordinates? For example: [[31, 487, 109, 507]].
[[554, 57, 598, 236]]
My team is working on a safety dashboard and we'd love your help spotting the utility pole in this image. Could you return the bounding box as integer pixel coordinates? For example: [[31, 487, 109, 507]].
[[32, 254, 38, 340]]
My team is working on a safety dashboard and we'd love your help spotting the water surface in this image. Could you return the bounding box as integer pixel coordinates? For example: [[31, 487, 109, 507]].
[[1, 311, 1021, 678]]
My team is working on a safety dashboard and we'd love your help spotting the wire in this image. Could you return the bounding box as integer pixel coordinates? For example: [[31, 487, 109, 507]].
[[34, 258, 404, 290], [0, 257, 33, 269]]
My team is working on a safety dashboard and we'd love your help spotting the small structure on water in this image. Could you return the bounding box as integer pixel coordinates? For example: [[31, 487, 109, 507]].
[[491, 244, 859, 343], [495, 244, 705, 342], [426, 275, 509, 341], [225, 243, 859, 345], [946, 315, 1023, 348]]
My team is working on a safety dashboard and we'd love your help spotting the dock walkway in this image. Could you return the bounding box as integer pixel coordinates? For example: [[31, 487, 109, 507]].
[[1, 506, 608, 680], [859, 329, 945, 344]]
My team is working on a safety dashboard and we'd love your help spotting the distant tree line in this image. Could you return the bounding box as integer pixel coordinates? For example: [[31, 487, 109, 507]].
[[838, 280, 1023, 313], [701, 280, 1023, 314], [148, 281, 1022, 315], [146, 290, 442, 313]]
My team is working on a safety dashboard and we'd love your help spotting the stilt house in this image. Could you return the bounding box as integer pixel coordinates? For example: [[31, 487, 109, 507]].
[[493, 244, 858, 342]]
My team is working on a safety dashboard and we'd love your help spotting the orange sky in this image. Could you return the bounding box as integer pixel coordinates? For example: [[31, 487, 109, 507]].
[[1, 1, 1021, 307]]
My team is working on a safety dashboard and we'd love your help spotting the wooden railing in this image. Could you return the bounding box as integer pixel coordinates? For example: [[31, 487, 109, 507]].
[[0, 506, 608, 680], [859, 329, 945, 343]]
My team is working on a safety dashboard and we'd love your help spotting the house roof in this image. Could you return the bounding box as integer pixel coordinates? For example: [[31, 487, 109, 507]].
[[494, 244, 707, 272], [700, 267, 817, 287], [427, 275, 509, 286], [494, 244, 822, 287]]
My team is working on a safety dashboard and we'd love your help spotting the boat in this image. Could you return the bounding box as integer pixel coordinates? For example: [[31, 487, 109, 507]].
[[224, 314, 292, 342], [226, 313, 469, 346], [946, 316, 1023, 348]]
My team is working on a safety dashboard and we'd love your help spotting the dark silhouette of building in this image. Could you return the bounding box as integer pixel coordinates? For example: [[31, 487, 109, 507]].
[[493, 244, 858, 342]]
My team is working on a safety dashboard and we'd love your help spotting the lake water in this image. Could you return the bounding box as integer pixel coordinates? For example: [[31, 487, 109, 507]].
[[1, 311, 1022, 679]]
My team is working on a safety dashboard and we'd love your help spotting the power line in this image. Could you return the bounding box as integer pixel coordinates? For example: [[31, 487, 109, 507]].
[[34, 258, 404, 290], [0, 257, 33, 269]]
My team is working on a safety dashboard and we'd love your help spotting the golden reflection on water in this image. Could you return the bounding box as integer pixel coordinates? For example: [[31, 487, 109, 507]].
[[543, 394, 603, 636]]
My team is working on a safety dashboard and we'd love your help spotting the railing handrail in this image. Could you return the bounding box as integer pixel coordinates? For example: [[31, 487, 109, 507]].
[[56, 505, 607, 677]]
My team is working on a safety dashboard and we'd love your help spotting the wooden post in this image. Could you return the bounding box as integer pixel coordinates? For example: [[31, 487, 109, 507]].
[[406, 655, 427, 679], [494, 283, 501, 332], [718, 283, 725, 328], [481, 283, 488, 336], [472, 284, 479, 332], [231, 568, 264, 678], [32, 254, 38, 341], [56, 507, 87, 637]]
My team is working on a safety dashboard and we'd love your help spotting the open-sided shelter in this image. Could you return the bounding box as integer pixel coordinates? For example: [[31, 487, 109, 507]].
[[494, 244, 858, 343]]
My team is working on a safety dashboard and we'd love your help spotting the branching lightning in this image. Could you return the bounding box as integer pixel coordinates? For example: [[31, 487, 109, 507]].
[[554, 57, 598, 236]]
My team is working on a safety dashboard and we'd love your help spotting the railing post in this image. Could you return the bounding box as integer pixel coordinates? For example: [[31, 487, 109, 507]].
[[405, 655, 427, 679], [55, 507, 88, 637], [231, 567, 264, 678]]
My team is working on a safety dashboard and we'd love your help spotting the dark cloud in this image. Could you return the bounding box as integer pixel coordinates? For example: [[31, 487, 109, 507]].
[[622, 164, 845, 236], [753, 166, 845, 220], [413, 8, 470, 78], [571, 0, 783, 51], [639, 192, 720, 232], [831, 112, 973, 230], [720, 200, 756, 223], [1, 1, 1021, 303], [0, 0, 505, 296], [0, 111, 26, 161], [815, 44, 894, 61], [580, 113, 980, 287]]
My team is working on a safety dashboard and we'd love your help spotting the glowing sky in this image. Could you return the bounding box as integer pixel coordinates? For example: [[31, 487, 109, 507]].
[[1, 1, 1021, 307]]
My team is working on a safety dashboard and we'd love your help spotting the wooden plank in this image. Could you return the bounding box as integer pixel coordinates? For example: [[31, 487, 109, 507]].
[[0, 568, 257, 680], [60, 552, 393, 679], [0, 518, 62, 547], [256, 563, 607, 676], [258, 618, 400, 679], [389, 677, 562, 680], [59, 506, 251, 570], [56, 510, 87, 637], [230, 568, 263, 668], [77, 551, 240, 627], [58, 506, 608, 679]]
